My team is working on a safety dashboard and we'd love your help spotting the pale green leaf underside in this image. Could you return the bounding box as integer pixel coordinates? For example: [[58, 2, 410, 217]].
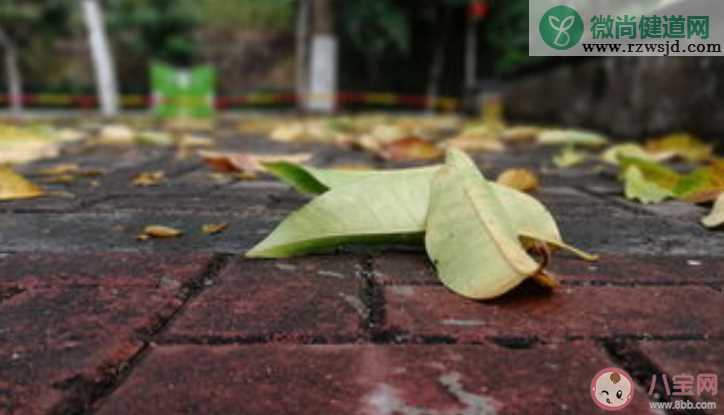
[[425, 149, 540, 299]]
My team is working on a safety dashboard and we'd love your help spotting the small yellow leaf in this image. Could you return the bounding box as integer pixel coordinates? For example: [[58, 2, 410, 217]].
[[202, 223, 228, 235], [132, 171, 165, 186], [138, 225, 183, 240], [496, 168, 540, 192], [702, 193, 724, 228], [0, 166, 44, 200]]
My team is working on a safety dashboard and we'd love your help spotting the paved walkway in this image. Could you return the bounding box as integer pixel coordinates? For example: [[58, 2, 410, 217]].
[[1, 127, 722, 414]]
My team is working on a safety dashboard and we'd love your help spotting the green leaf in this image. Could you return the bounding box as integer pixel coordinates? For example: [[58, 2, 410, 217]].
[[425, 149, 542, 299], [623, 166, 673, 204], [257, 162, 595, 260], [617, 156, 681, 190], [245, 169, 431, 257]]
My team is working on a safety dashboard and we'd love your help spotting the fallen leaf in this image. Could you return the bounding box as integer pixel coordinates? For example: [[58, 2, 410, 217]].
[[645, 133, 712, 162], [701, 193, 724, 228], [553, 146, 588, 168], [426, 149, 541, 299], [378, 137, 444, 161], [538, 129, 608, 147], [135, 131, 173, 147], [198, 150, 311, 174], [496, 168, 539, 192], [617, 156, 681, 190], [36, 163, 80, 176], [98, 125, 135, 145], [501, 126, 541, 142], [674, 159, 724, 202], [445, 135, 504, 153], [0, 166, 44, 200], [132, 171, 165, 186], [255, 160, 594, 262], [44, 175, 76, 184], [179, 134, 213, 148], [202, 223, 228, 235], [138, 225, 183, 240], [623, 166, 673, 204], [601, 143, 675, 165]]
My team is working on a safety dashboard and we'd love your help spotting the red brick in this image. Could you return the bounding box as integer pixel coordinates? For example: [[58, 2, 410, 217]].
[[373, 253, 724, 287], [0, 287, 181, 414], [0, 252, 213, 290], [97, 342, 653, 415], [0, 253, 211, 415], [639, 341, 723, 411], [548, 254, 724, 285], [164, 255, 367, 342], [372, 252, 437, 285], [384, 284, 724, 342]]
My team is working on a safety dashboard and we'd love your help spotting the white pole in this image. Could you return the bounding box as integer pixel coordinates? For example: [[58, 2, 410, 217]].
[[82, 0, 120, 116]]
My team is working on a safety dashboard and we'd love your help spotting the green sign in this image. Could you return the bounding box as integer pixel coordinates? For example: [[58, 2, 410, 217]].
[[539, 5, 584, 50], [151, 63, 215, 119]]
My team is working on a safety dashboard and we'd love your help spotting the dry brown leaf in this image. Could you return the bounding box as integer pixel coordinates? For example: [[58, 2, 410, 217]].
[[496, 168, 540, 192], [202, 223, 228, 235], [138, 225, 183, 240], [132, 171, 165, 186], [198, 150, 311, 174], [98, 125, 135, 145], [0, 166, 44, 200], [377, 137, 444, 161]]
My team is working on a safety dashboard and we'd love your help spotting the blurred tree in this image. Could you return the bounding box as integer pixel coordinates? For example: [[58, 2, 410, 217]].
[[199, 0, 292, 32], [0, 1, 67, 113], [82, 0, 120, 116], [341, 0, 409, 83], [106, 0, 200, 66]]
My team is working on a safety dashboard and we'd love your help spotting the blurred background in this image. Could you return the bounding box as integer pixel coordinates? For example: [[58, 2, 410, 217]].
[[0, 0, 722, 139]]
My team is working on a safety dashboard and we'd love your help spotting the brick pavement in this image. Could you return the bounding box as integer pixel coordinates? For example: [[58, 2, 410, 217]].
[[0, 130, 722, 414]]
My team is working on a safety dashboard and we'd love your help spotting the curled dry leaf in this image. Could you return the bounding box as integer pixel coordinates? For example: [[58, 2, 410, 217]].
[[378, 137, 443, 161], [138, 225, 183, 240], [496, 168, 539, 192], [132, 171, 165, 186], [202, 223, 228, 235], [198, 150, 311, 174], [701, 193, 724, 228], [0, 166, 44, 200]]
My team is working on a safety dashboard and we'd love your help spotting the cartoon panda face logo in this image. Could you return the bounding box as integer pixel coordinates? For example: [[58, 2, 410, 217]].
[[591, 368, 634, 411]]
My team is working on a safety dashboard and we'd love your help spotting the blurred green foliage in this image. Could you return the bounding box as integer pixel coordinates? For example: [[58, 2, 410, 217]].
[[199, 0, 293, 32]]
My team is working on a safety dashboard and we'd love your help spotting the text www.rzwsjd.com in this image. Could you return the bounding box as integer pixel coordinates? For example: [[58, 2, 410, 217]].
[[581, 39, 722, 55]]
